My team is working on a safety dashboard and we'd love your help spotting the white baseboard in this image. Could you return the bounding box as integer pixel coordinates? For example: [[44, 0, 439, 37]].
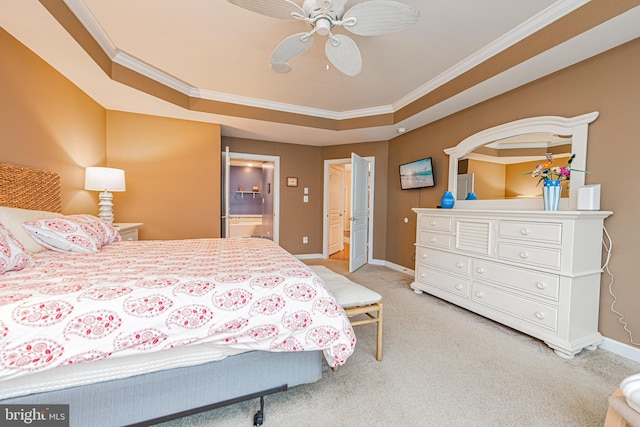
[[599, 338, 640, 363], [295, 253, 324, 260], [370, 258, 414, 276]]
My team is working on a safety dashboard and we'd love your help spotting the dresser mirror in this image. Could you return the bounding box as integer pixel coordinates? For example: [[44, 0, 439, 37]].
[[445, 112, 599, 210]]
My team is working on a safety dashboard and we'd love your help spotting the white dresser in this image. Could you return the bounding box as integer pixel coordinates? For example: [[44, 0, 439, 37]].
[[411, 208, 612, 358]]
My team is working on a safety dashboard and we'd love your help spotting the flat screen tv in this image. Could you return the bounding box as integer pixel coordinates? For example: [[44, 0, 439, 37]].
[[399, 157, 435, 190]]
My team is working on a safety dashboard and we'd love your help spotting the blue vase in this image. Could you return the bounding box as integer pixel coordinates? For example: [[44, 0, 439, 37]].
[[441, 191, 455, 209], [465, 192, 477, 200], [543, 180, 562, 211]]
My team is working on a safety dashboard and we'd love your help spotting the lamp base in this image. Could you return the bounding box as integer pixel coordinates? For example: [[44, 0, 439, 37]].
[[97, 191, 115, 223]]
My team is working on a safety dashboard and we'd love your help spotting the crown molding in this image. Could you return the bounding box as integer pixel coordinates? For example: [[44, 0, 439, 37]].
[[392, 0, 589, 110], [66, 0, 588, 122]]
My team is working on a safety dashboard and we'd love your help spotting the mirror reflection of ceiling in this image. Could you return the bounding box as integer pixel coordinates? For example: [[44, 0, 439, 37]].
[[462, 133, 572, 165]]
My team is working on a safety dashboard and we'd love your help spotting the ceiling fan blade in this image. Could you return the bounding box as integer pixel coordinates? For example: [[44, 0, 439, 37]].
[[325, 34, 362, 77], [227, 0, 304, 20], [342, 0, 419, 36], [270, 32, 315, 66]]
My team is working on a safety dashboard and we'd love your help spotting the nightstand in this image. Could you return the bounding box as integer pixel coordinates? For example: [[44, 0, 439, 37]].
[[114, 223, 143, 241]]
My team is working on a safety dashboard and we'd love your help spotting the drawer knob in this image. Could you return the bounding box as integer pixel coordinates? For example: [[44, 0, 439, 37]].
[[430, 220, 437, 226], [421, 253, 427, 259], [476, 267, 484, 274], [535, 312, 545, 320], [419, 273, 425, 278], [519, 251, 529, 259], [536, 281, 546, 290], [475, 291, 484, 298], [456, 262, 464, 268], [455, 284, 462, 290], [520, 228, 530, 235], [429, 237, 436, 243]]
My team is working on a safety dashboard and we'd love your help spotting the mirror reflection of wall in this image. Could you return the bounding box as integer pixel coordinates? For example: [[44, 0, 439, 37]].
[[458, 136, 572, 200]]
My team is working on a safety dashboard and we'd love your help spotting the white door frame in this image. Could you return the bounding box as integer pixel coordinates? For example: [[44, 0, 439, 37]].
[[227, 151, 280, 244], [328, 164, 345, 255], [322, 156, 375, 261]]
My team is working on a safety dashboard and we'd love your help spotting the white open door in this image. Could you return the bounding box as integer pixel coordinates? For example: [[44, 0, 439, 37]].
[[221, 146, 230, 238], [349, 152, 369, 272]]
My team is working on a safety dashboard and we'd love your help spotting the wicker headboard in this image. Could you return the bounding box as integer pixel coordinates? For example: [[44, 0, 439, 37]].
[[0, 162, 62, 212]]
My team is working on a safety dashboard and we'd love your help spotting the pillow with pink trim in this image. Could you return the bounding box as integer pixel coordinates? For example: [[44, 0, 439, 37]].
[[0, 222, 35, 273], [22, 215, 122, 254]]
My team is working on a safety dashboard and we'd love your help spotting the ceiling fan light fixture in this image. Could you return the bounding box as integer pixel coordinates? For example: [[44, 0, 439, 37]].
[[315, 17, 332, 36]]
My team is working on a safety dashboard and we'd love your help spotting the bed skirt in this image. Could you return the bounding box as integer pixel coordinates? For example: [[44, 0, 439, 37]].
[[0, 350, 323, 427]]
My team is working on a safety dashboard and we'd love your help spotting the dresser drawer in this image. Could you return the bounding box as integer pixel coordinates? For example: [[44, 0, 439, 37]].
[[418, 215, 452, 232], [472, 259, 559, 301], [499, 220, 562, 244], [472, 283, 558, 331], [417, 230, 451, 249], [416, 265, 470, 297], [498, 242, 561, 270], [417, 247, 470, 276]]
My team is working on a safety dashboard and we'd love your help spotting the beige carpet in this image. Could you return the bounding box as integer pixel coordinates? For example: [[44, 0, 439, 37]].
[[158, 260, 640, 427]]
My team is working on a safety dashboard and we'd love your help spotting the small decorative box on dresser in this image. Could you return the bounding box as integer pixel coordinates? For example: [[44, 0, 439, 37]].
[[411, 208, 612, 358], [114, 223, 143, 241]]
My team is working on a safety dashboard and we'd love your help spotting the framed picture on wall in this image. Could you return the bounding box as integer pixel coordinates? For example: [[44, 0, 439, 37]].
[[286, 177, 298, 187]]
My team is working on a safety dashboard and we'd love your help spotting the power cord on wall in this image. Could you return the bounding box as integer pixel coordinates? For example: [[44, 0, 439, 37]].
[[602, 225, 639, 346]]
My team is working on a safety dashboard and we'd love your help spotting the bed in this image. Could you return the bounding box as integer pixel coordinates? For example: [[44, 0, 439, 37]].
[[0, 162, 356, 426]]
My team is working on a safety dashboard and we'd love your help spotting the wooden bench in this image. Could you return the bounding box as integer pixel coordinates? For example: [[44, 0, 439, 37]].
[[310, 266, 383, 362]]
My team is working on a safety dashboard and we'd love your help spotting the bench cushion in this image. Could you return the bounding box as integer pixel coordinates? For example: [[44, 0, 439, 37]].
[[310, 266, 381, 308]]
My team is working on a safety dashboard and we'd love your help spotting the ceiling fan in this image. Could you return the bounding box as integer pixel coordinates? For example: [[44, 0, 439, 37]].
[[227, 0, 420, 76]]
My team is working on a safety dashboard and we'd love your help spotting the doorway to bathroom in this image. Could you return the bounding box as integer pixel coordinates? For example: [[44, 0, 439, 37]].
[[221, 149, 280, 244]]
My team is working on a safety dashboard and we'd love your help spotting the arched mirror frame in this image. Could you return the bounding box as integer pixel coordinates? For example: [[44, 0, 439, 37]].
[[445, 112, 599, 210]]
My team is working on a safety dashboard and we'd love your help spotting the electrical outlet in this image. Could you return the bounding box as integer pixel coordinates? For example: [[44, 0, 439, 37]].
[[303, 236, 308, 244]]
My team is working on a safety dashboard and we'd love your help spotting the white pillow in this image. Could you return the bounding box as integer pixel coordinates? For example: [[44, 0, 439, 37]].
[[22, 214, 122, 254], [0, 206, 63, 252], [0, 222, 34, 274]]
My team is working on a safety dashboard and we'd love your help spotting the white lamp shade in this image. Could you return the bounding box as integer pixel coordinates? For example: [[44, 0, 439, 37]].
[[84, 167, 126, 192]]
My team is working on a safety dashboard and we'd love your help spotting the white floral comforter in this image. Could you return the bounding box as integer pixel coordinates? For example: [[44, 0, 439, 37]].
[[0, 238, 355, 381]]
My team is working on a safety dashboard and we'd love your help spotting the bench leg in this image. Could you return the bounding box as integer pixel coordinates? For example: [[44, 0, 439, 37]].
[[376, 302, 383, 361]]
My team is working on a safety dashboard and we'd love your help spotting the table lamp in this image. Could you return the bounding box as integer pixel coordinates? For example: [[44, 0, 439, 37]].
[[84, 167, 126, 223]]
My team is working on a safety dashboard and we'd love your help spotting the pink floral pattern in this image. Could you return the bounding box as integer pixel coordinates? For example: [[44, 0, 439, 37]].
[[0, 223, 34, 274], [0, 238, 355, 381], [21, 215, 122, 254]]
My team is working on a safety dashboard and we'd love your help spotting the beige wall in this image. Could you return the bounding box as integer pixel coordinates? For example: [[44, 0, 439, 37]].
[[0, 27, 105, 214], [0, 28, 221, 240], [387, 37, 640, 346], [106, 111, 221, 240], [467, 160, 506, 199]]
